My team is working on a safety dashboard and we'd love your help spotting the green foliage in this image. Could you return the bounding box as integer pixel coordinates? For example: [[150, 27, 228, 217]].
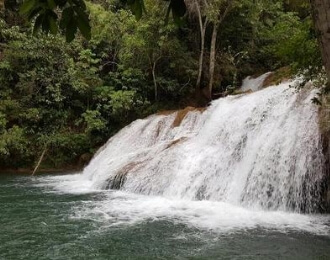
[[0, 112, 7, 134], [0, 125, 32, 167], [0, 17, 102, 168], [0, 0, 195, 169], [20, 0, 91, 42], [258, 11, 320, 71], [109, 90, 138, 118], [214, 0, 322, 87], [19, 0, 186, 42], [0, 0, 324, 169], [82, 110, 106, 133]]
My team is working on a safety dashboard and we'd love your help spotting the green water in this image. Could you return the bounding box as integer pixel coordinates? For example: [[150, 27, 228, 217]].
[[1, 173, 330, 259]]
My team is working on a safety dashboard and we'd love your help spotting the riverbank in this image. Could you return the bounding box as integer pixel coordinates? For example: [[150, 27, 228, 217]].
[[0, 167, 82, 175]]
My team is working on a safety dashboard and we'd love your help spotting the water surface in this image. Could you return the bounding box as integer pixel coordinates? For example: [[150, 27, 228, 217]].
[[1, 173, 330, 259]]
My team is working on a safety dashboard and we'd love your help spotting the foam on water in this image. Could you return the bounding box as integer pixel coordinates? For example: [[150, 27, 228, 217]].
[[33, 173, 95, 194], [81, 193, 330, 234], [35, 175, 330, 236]]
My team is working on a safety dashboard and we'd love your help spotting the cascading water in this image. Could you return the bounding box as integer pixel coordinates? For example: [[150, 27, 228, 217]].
[[241, 72, 272, 92], [81, 79, 325, 213]]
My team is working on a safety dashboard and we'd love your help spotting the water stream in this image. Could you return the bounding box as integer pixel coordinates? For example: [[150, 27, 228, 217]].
[[83, 80, 324, 213]]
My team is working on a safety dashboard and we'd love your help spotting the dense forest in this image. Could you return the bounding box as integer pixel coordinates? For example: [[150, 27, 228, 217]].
[[0, 0, 328, 170]]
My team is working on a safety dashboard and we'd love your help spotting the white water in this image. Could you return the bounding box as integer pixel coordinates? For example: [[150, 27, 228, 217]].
[[36, 80, 329, 235], [37, 174, 329, 235], [241, 72, 272, 92], [80, 80, 324, 212]]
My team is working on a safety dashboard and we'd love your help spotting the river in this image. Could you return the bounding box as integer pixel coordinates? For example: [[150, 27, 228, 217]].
[[1, 173, 330, 259]]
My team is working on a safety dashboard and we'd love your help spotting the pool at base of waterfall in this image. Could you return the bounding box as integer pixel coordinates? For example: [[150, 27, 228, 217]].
[[1, 173, 330, 260]]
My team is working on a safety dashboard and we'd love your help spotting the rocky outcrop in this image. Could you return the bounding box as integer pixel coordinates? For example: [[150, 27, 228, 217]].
[[171, 106, 205, 128], [262, 67, 292, 88], [165, 137, 188, 150], [105, 161, 147, 189], [320, 132, 330, 212], [320, 93, 330, 212]]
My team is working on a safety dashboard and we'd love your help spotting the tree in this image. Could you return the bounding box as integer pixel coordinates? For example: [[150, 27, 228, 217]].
[[118, 0, 194, 101], [311, 0, 330, 87], [205, 0, 234, 100], [186, 0, 208, 93], [186, 0, 238, 100]]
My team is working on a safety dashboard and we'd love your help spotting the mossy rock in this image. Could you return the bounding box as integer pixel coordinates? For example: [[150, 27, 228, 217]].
[[262, 67, 293, 88]]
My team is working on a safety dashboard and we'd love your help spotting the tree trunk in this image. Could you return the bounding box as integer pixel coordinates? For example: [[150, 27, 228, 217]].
[[207, 22, 218, 100], [32, 147, 48, 176], [311, 0, 330, 83], [195, 1, 207, 91], [152, 60, 158, 101], [205, 0, 232, 101]]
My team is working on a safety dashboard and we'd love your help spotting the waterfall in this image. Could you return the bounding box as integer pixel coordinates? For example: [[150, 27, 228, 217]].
[[82, 80, 325, 213], [241, 72, 272, 92]]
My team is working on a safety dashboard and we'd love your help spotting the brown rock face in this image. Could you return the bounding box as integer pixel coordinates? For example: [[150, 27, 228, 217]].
[[165, 137, 188, 150], [319, 91, 330, 212], [320, 131, 330, 212], [262, 67, 292, 88], [171, 106, 206, 128], [78, 153, 93, 167], [105, 160, 147, 190]]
